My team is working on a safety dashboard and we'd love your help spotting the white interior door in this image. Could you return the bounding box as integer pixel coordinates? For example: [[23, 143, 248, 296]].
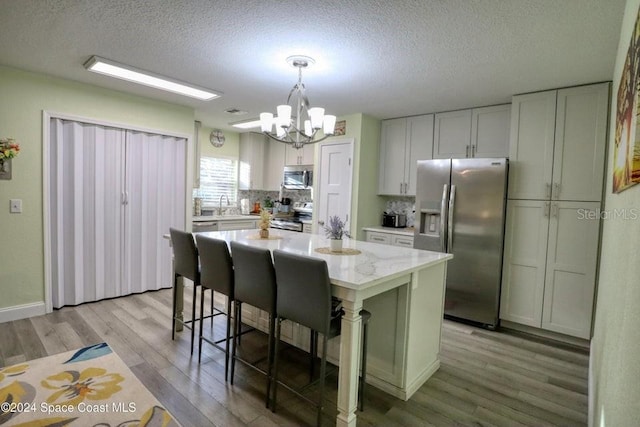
[[317, 139, 353, 234], [49, 119, 126, 308], [48, 119, 187, 308], [124, 131, 187, 295]]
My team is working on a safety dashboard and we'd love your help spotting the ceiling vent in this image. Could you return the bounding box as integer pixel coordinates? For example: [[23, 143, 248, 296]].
[[224, 108, 247, 115]]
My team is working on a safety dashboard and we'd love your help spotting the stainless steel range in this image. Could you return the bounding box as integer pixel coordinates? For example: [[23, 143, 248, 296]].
[[270, 202, 312, 232]]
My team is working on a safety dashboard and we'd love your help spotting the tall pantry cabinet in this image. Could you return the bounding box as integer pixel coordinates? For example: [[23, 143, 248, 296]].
[[500, 82, 609, 339]]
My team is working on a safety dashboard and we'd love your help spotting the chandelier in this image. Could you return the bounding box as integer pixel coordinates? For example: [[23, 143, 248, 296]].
[[260, 56, 336, 149]]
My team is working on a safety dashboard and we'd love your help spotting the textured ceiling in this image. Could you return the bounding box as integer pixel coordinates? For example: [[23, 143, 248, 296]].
[[0, 0, 627, 131]]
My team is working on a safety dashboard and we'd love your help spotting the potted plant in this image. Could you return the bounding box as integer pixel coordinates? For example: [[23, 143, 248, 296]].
[[259, 209, 271, 238], [324, 215, 350, 253]]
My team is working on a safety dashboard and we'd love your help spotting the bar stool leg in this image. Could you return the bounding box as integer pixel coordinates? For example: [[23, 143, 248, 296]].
[[171, 275, 177, 340], [191, 284, 197, 355], [198, 286, 205, 363], [265, 314, 276, 408], [224, 296, 232, 381]]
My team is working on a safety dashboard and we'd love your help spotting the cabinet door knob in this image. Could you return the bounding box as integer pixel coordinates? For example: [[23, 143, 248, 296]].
[[466, 145, 470, 157], [544, 202, 550, 217], [551, 202, 558, 218], [553, 182, 560, 199], [545, 183, 552, 199], [471, 145, 476, 157]]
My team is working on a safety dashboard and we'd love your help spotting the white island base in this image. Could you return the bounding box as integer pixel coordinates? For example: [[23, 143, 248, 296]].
[[177, 229, 452, 427]]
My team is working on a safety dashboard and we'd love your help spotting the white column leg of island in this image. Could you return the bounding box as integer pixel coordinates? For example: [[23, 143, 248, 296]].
[[336, 299, 363, 427]]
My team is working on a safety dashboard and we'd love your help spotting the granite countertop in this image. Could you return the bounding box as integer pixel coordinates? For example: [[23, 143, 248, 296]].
[[362, 226, 415, 237], [198, 229, 451, 290]]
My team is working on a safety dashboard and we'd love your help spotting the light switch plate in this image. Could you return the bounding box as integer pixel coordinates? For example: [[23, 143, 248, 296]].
[[10, 199, 22, 213]]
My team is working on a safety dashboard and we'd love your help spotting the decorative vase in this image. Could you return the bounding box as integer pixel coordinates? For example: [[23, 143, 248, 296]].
[[329, 238, 343, 253], [0, 159, 6, 173], [260, 228, 269, 239]]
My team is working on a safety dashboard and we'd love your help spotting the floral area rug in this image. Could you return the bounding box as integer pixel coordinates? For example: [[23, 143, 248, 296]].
[[0, 343, 179, 426]]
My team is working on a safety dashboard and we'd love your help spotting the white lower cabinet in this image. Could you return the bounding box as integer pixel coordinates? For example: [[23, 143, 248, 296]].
[[500, 200, 600, 339], [364, 229, 414, 248], [365, 231, 391, 245], [217, 219, 257, 231]]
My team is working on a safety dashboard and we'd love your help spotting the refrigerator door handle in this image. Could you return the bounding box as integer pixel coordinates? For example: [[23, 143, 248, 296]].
[[440, 184, 448, 252], [448, 185, 456, 251]]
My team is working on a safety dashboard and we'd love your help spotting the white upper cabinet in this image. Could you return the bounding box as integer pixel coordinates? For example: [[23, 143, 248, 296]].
[[508, 91, 557, 200], [433, 106, 510, 159], [433, 110, 472, 158], [405, 115, 434, 195], [508, 83, 609, 201], [378, 114, 434, 195], [285, 143, 314, 165], [240, 133, 288, 191], [552, 84, 609, 202], [264, 140, 286, 191], [239, 132, 265, 190], [471, 104, 511, 158], [379, 118, 407, 195]]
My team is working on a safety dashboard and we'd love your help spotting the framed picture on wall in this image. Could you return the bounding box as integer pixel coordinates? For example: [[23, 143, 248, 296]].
[[613, 5, 640, 193]]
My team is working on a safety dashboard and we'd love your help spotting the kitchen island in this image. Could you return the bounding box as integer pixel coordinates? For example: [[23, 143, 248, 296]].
[[189, 229, 452, 427]]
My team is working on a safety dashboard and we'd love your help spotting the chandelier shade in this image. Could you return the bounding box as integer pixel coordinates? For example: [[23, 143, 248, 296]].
[[260, 56, 336, 149]]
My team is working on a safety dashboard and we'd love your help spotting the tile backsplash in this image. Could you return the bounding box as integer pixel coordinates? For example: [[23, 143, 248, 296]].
[[193, 189, 312, 216], [384, 196, 416, 227], [237, 189, 312, 207]]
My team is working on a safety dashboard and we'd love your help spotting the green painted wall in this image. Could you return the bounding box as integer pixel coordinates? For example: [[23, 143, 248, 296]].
[[591, 0, 640, 425], [0, 66, 194, 309], [354, 114, 385, 240], [198, 125, 240, 159]]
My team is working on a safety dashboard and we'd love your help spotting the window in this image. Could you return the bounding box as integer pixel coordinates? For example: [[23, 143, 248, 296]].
[[195, 156, 238, 204]]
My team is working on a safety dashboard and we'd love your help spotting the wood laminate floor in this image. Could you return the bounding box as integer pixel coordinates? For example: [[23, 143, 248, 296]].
[[0, 288, 589, 426]]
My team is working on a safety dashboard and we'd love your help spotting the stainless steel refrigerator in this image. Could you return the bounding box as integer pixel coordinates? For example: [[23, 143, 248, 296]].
[[414, 158, 508, 328]]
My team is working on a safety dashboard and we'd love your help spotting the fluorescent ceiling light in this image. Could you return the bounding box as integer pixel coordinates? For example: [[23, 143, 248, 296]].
[[84, 56, 221, 101], [231, 118, 263, 129]]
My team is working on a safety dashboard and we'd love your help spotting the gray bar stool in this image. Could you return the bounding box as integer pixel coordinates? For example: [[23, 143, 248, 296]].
[[170, 228, 215, 355], [229, 241, 277, 407], [195, 235, 234, 380], [271, 250, 372, 425]]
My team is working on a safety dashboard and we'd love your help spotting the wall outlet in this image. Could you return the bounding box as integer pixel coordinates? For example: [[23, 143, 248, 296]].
[[10, 199, 22, 213]]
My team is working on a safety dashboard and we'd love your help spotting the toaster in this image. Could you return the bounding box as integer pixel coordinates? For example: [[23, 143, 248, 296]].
[[382, 213, 407, 228]]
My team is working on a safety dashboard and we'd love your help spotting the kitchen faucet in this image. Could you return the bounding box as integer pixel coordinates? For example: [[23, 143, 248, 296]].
[[218, 194, 230, 215]]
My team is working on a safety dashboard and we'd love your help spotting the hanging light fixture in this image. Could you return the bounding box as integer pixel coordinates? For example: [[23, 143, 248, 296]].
[[260, 56, 336, 149]]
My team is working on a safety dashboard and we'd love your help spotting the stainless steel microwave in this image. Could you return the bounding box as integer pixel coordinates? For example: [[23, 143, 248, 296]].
[[283, 165, 313, 189]]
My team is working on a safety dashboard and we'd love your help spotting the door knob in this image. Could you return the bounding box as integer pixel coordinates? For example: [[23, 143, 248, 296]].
[[318, 220, 325, 226]]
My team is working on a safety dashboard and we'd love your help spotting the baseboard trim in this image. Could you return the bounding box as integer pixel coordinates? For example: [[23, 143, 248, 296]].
[[0, 302, 46, 323], [500, 319, 590, 350]]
